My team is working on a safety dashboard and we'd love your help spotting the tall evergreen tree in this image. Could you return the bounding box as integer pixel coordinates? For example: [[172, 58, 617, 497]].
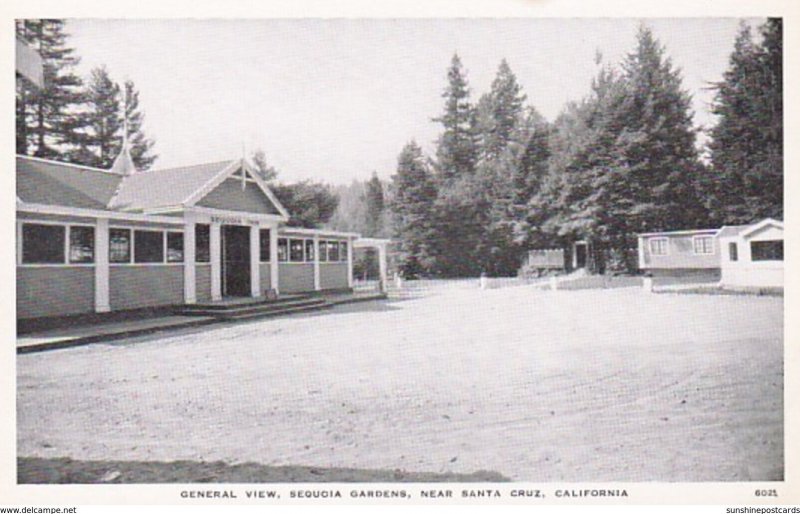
[[389, 141, 439, 277], [478, 59, 527, 161], [272, 181, 339, 228], [123, 80, 158, 170], [68, 68, 158, 170], [68, 66, 123, 169], [15, 19, 85, 159], [364, 172, 386, 237], [432, 54, 479, 184], [251, 148, 279, 182], [708, 19, 783, 224]]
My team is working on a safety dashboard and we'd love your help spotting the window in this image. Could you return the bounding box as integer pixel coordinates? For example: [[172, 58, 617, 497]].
[[750, 240, 783, 261], [319, 240, 328, 262], [729, 242, 738, 262], [69, 226, 95, 263], [649, 238, 668, 256], [259, 229, 271, 262], [22, 223, 65, 264], [167, 232, 184, 262], [327, 240, 340, 261], [134, 230, 164, 263], [340, 241, 348, 262], [290, 239, 305, 262], [278, 238, 288, 262], [692, 235, 714, 255], [109, 228, 131, 263], [305, 239, 315, 262], [195, 224, 210, 263]]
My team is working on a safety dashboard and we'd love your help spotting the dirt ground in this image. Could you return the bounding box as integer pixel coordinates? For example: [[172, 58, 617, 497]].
[[17, 285, 783, 482]]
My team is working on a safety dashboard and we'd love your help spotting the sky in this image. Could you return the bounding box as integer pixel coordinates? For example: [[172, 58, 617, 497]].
[[65, 18, 762, 184]]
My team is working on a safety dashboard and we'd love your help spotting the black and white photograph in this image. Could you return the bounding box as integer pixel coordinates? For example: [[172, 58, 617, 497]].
[[4, 0, 797, 508]]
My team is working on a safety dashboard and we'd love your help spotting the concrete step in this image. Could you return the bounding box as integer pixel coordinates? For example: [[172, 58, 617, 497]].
[[221, 301, 334, 321], [181, 294, 311, 312]]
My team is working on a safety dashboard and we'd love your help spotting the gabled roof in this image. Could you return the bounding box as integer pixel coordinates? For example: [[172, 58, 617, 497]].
[[740, 218, 783, 238], [16, 156, 122, 209], [108, 160, 234, 211], [716, 224, 750, 239], [17, 155, 289, 220]]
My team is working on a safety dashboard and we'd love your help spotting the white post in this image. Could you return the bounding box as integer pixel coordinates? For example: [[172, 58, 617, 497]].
[[210, 222, 222, 301], [184, 220, 196, 304], [313, 235, 321, 291], [395, 273, 403, 290], [270, 225, 279, 295], [346, 237, 354, 289], [250, 225, 261, 297], [378, 243, 388, 293], [643, 276, 653, 292], [94, 218, 110, 312], [479, 273, 488, 290], [550, 275, 558, 291]]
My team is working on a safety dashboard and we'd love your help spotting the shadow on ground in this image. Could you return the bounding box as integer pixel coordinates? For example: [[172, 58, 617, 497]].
[[18, 457, 509, 484]]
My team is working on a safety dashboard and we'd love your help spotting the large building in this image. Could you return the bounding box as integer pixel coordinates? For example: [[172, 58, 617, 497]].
[[16, 152, 369, 321]]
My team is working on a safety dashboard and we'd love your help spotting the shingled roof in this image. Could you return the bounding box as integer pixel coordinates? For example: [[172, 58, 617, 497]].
[[108, 160, 234, 211], [16, 156, 122, 209]]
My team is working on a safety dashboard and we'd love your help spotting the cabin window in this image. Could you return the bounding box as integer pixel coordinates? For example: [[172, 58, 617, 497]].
[[729, 242, 738, 262], [289, 239, 305, 262], [259, 229, 271, 262], [649, 238, 668, 256], [134, 230, 164, 263], [22, 223, 65, 264], [277, 238, 288, 262], [69, 226, 95, 263], [750, 240, 783, 261], [319, 240, 329, 262], [340, 241, 348, 262], [109, 228, 131, 263], [305, 239, 315, 262], [195, 224, 210, 263], [693, 235, 714, 255], [167, 232, 184, 262], [327, 240, 340, 261]]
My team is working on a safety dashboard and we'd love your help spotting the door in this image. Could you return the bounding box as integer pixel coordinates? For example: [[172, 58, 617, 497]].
[[222, 225, 251, 297], [574, 242, 587, 269]]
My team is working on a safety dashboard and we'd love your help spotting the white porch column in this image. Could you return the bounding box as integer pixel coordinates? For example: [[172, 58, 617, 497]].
[[346, 237, 354, 288], [250, 225, 261, 297], [184, 220, 196, 304], [313, 235, 321, 291], [210, 222, 222, 301], [94, 218, 110, 312], [270, 225, 280, 295], [377, 243, 388, 293]]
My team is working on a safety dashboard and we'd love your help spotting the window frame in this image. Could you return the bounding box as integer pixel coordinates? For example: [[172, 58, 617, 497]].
[[728, 242, 738, 262], [750, 240, 783, 262], [259, 228, 271, 263], [166, 230, 185, 263], [649, 237, 669, 257], [109, 225, 184, 266], [195, 224, 211, 264], [277, 237, 289, 262], [692, 235, 715, 255], [289, 238, 305, 263], [18, 221, 97, 267]]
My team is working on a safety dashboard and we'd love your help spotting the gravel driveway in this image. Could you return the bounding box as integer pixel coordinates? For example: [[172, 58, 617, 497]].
[[17, 286, 783, 481]]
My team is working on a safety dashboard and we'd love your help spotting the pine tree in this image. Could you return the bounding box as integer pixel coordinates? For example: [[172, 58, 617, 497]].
[[69, 66, 123, 168], [364, 172, 385, 237], [272, 181, 339, 228], [432, 54, 479, 184], [68, 68, 158, 170], [708, 19, 783, 224], [123, 80, 157, 170], [251, 148, 279, 182], [478, 59, 527, 161], [389, 141, 439, 277], [16, 19, 85, 159]]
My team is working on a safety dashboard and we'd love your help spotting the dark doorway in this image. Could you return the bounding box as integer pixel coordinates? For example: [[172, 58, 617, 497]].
[[222, 225, 251, 297], [574, 242, 588, 269]]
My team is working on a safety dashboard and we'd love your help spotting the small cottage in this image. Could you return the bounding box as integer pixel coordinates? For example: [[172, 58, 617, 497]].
[[718, 218, 783, 288]]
